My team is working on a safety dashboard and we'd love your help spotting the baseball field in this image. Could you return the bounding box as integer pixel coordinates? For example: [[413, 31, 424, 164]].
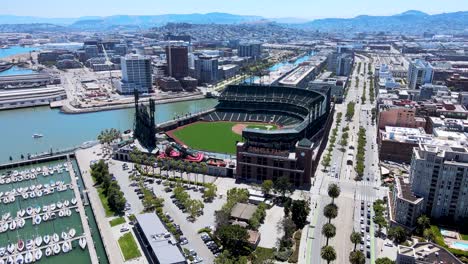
[[168, 121, 277, 154]]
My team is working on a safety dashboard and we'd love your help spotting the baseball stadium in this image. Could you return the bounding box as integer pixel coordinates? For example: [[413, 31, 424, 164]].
[[165, 84, 332, 186]]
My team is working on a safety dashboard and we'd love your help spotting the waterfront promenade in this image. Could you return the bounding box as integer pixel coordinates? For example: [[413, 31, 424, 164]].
[[75, 146, 125, 264], [67, 156, 99, 264]]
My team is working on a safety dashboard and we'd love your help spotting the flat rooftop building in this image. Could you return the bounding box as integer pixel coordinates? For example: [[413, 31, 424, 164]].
[[134, 213, 186, 264]]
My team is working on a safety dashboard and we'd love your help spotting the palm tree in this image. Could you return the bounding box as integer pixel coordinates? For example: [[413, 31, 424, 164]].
[[349, 250, 365, 264], [148, 156, 156, 175], [323, 203, 338, 223], [423, 228, 435, 242], [327, 183, 341, 204], [322, 223, 336, 246], [350, 231, 362, 251], [321, 245, 336, 264], [417, 215, 430, 234]]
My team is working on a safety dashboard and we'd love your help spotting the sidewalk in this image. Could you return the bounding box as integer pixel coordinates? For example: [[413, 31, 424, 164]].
[[75, 145, 125, 264]]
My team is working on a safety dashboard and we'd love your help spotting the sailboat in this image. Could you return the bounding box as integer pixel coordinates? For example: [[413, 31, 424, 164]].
[[45, 247, 52, 257], [34, 249, 42, 261], [79, 237, 87, 250], [32, 134, 43, 139], [68, 228, 76, 238], [43, 235, 50, 245], [35, 236, 42, 247], [53, 243, 60, 255]]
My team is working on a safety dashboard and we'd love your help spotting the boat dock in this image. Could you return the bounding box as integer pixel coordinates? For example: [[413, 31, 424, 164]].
[[1, 205, 77, 224], [1, 235, 87, 259], [67, 156, 99, 264]]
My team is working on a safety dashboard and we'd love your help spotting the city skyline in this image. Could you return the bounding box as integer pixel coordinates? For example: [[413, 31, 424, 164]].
[[2, 0, 468, 19]]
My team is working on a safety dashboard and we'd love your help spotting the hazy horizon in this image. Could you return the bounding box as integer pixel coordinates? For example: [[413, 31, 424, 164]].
[[2, 0, 468, 20]]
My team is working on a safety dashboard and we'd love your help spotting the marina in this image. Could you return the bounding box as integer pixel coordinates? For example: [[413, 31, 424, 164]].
[[0, 157, 107, 264]]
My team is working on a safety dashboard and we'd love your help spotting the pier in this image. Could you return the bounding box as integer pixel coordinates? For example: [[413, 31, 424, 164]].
[[67, 156, 99, 264]]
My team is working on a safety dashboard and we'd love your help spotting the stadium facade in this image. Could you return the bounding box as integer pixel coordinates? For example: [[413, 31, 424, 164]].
[[202, 84, 333, 186]]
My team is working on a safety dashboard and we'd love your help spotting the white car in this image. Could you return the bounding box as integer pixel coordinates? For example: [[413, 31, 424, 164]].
[[193, 256, 203, 263]]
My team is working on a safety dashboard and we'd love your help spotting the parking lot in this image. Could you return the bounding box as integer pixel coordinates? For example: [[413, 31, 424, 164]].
[[108, 159, 227, 263]]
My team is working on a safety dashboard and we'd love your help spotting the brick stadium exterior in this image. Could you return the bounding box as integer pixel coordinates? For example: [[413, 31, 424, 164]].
[[201, 84, 333, 187]]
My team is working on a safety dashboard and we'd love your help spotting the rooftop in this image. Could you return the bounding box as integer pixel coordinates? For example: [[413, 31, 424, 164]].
[[230, 203, 258, 221], [395, 176, 423, 203], [135, 213, 186, 264]]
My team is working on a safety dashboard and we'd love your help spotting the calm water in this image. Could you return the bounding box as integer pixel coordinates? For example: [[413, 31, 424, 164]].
[[0, 99, 218, 162], [0, 46, 38, 60], [268, 51, 313, 71], [0, 66, 35, 76]]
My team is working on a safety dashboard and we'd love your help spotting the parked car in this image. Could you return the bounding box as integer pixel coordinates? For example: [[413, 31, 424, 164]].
[[120, 227, 129, 232]]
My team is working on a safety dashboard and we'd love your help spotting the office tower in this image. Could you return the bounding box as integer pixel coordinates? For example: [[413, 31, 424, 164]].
[[117, 54, 152, 94], [407, 59, 433, 89], [195, 56, 219, 84], [166, 45, 189, 79], [84, 45, 99, 59]]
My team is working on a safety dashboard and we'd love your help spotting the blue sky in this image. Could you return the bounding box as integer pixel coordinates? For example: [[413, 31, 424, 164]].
[[2, 0, 468, 19]]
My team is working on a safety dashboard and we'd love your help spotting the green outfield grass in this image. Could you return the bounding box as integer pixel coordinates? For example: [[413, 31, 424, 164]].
[[172, 122, 243, 154]]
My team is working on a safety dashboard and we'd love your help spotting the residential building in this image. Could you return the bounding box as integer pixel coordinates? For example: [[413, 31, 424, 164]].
[[407, 59, 433, 89], [378, 126, 432, 163], [194, 56, 219, 84], [166, 45, 189, 79], [116, 54, 152, 94], [309, 77, 346, 103], [238, 42, 262, 60], [389, 176, 424, 229], [378, 106, 426, 130], [446, 73, 468, 91], [409, 141, 468, 223]]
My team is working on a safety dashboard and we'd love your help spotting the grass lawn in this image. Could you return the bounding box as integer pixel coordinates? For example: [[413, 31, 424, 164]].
[[172, 122, 243, 154], [109, 217, 126, 227], [461, 233, 468, 241], [118, 232, 141, 261], [98, 187, 114, 217], [251, 247, 275, 262]]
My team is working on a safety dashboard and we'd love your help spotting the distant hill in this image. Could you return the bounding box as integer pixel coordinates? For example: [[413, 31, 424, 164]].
[[298, 10, 468, 33]]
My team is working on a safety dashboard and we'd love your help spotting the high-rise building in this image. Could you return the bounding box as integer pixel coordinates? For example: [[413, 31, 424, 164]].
[[407, 59, 433, 89], [238, 43, 262, 60], [166, 45, 189, 79], [195, 56, 219, 84], [409, 142, 468, 223], [84, 45, 99, 59], [116, 54, 152, 94]]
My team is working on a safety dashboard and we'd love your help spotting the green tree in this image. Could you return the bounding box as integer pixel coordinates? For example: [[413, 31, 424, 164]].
[[216, 225, 249, 256], [349, 250, 365, 264], [374, 215, 387, 236], [187, 199, 204, 220], [322, 223, 336, 245], [423, 228, 435, 242], [375, 257, 395, 264], [388, 226, 406, 244], [323, 203, 338, 223], [273, 176, 293, 198], [291, 199, 310, 229], [327, 183, 341, 204], [203, 183, 217, 202], [261, 180, 274, 197], [350, 231, 362, 251], [321, 245, 336, 264], [416, 215, 431, 234]]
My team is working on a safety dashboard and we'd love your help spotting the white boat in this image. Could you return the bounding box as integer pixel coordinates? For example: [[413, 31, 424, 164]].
[[61, 242, 70, 253], [42, 205, 48, 212], [30, 169, 35, 173], [33, 207, 40, 214], [9, 220, 16, 230], [29, 192, 35, 199], [18, 209, 25, 217], [68, 228, 76, 238], [7, 244, 14, 254], [26, 207, 33, 216], [24, 251, 32, 264], [15, 254, 23, 264], [52, 233, 59, 243], [8, 196, 15, 203], [57, 202, 63, 209], [0, 247, 5, 257], [25, 239, 33, 250], [64, 200, 70, 207], [2, 213, 10, 221], [34, 249, 42, 261], [7, 256, 13, 264], [53, 244, 60, 255], [71, 198, 77, 205], [45, 247, 52, 257], [33, 215, 41, 225], [49, 204, 56, 211], [1, 223, 7, 233], [42, 213, 49, 221], [35, 236, 42, 247], [43, 235, 50, 245], [58, 210, 64, 217], [79, 237, 87, 249], [31, 174, 36, 179], [36, 190, 42, 197], [67, 209, 72, 216], [17, 218, 25, 228], [36, 167, 41, 172], [5, 179, 10, 184], [21, 193, 28, 200], [61, 232, 68, 240]]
